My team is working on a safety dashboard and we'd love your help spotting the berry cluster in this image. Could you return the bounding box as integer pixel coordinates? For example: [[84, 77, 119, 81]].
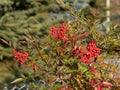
[[87, 40, 101, 58], [13, 50, 28, 65], [50, 23, 68, 41], [13, 50, 42, 72], [71, 45, 82, 57], [71, 40, 101, 64]]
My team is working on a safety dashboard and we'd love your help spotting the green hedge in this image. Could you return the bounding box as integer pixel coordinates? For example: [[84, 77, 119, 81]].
[[0, 0, 61, 59]]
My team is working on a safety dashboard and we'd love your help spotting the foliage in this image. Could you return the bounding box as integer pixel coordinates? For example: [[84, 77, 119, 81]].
[[10, 0, 120, 90], [0, 0, 93, 60], [0, 0, 63, 59]]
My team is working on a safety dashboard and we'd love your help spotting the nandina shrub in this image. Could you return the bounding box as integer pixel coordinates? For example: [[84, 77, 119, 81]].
[[12, 1, 120, 90], [12, 22, 118, 90]]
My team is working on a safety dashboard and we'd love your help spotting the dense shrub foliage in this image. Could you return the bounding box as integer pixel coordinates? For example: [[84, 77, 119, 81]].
[[11, 1, 120, 89], [1, 0, 120, 90]]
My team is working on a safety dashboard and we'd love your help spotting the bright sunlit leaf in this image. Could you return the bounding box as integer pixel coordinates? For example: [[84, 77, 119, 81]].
[[11, 78, 23, 84], [96, 56, 105, 62]]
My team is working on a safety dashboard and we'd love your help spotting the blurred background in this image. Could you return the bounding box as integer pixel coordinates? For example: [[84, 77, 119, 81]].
[[0, 0, 120, 89]]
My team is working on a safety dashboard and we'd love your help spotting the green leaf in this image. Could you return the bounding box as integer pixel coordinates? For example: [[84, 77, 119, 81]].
[[73, 0, 78, 6], [77, 63, 88, 74], [66, 69, 77, 74]]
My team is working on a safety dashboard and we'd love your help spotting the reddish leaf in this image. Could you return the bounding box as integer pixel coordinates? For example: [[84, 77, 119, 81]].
[[90, 68, 98, 76], [57, 87, 66, 90], [48, 76, 56, 83], [90, 62, 95, 67], [90, 79, 97, 86], [102, 81, 113, 87], [79, 32, 89, 38], [90, 79, 97, 90], [97, 83, 103, 90], [57, 86, 74, 90]]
